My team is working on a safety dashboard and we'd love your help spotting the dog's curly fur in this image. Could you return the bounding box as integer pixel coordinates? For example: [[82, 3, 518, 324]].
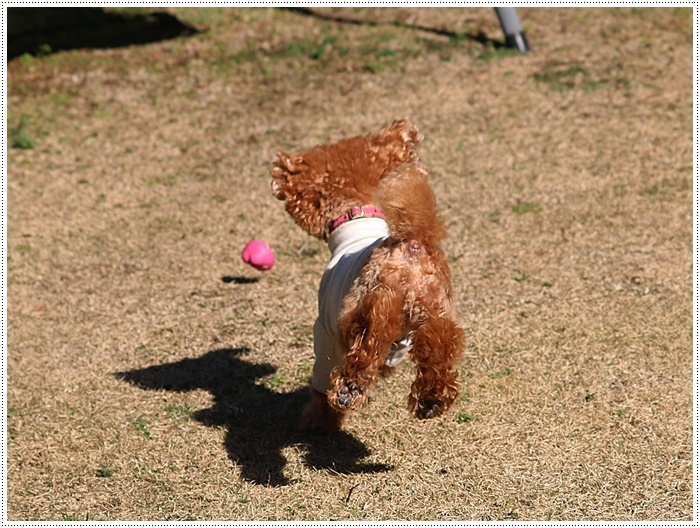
[[271, 119, 464, 431]]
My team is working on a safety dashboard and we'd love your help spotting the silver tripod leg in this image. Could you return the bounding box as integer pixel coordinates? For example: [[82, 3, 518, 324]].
[[495, 7, 532, 53]]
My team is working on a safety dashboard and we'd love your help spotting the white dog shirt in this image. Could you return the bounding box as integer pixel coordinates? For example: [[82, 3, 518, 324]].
[[312, 217, 412, 393]]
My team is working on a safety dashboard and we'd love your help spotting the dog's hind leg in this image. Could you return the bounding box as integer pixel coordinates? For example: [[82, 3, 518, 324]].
[[407, 310, 464, 419], [329, 286, 406, 412]]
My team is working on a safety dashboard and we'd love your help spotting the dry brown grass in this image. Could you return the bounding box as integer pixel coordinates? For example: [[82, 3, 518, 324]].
[[7, 7, 693, 520]]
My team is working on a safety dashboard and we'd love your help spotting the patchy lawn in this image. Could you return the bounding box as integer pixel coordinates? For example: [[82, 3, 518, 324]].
[[7, 7, 692, 520]]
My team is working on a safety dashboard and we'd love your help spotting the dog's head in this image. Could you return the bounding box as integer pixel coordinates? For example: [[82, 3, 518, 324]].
[[271, 119, 423, 239]]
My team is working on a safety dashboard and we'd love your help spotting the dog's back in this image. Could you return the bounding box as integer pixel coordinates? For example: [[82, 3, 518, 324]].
[[375, 161, 447, 250]]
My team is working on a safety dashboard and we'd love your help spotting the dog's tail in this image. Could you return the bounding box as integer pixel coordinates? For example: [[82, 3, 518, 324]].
[[375, 162, 447, 247]]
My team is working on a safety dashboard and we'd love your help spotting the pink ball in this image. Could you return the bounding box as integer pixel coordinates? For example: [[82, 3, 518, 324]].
[[241, 239, 275, 271]]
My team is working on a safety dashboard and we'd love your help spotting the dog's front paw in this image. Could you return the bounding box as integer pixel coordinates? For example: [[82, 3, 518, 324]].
[[337, 382, 360, 408], [328, 380, 366, 411]]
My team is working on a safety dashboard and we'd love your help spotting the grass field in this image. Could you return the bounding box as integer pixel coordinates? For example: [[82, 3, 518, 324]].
[[7, 7, 693, 520]]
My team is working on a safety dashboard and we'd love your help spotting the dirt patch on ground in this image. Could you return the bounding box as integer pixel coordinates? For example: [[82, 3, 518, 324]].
[[7, 7, 693, 520]]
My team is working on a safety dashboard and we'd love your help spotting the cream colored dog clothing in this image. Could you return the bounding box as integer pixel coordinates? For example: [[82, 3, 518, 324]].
[[312, 217, 412, 393]]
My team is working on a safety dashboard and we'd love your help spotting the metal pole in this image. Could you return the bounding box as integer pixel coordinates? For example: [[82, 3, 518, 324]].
[[495, 7, 532, 53]]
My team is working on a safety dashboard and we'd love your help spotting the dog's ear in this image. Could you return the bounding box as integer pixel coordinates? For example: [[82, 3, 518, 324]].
[[376, 119, 424, 162], [271, 152, 305, 200]]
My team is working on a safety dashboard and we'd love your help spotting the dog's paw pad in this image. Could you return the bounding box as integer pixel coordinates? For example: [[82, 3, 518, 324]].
[[336, 383, 361, 408]]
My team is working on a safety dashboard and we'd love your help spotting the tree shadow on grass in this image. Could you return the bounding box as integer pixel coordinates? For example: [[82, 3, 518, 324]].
[[281, 7, 506, 49], [8, 7, 199, 60], [116, 347, 392, 486]]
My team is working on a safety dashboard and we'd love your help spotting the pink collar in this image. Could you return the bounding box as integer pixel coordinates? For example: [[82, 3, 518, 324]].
[[330, 206, 386, 233]]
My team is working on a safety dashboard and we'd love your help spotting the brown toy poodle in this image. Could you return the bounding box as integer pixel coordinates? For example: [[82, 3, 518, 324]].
[[271, 119, 464, 431]]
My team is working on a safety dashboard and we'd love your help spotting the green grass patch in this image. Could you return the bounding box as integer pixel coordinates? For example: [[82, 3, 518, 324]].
[[165, 404, 194, 419], [262, 372, 287, 390], [475, 43, 514, 62], [231, 41, 263, 65], [644, 183, 668, 196], [131, 418, 152, 439], [365, 61, 384, 74], [96, 468, 114, 478], [533, 62, 586, 92], [490, 367, 512, 379], [9, 116, 35, 149], [510, 201, 541, 214], [456, 413, 473, 423]]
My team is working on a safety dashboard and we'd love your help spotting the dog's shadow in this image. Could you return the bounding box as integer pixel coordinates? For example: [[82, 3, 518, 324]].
[[115, 347, 392, 486]]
